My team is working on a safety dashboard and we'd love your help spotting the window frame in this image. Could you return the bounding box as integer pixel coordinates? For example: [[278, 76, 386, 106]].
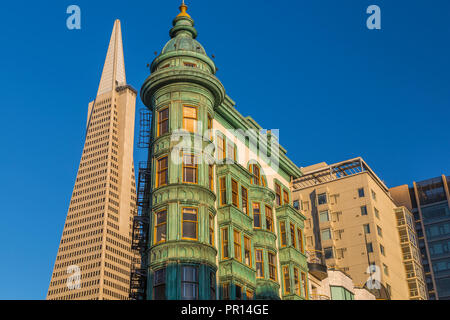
[[255, 249, 264, 279], [280, 221, 287, 247], [181, 265, 199, 300], [283, 266, 291, 295], [265, 206, 274, 232], [268, 251, 277, 281], [182, 153, 198, 184], [290, 223, 297, 249], [233, 229, 242, 262], [209, 214, 215, 246], [157, 106, 169, 137], [297, 228, 304, 253], [221, 228, 229, 260], [244, 236, 252, 267], [275, 183, 282, 206], [156, 156, 168, 188], [154, 209, 167, 245], [182, 105, 198, 133], [241, 186, 249, 215], [219, 177, 227, 206], [231, 179, 239, 208], [253, 202, 261, 229], [181, 207, 198, 241]]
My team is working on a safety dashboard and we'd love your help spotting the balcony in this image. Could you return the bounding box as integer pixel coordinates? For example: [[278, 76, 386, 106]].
[[307, 250, 328, 281]]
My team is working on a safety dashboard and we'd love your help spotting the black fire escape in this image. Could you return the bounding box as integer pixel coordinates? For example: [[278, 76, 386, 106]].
[[129, 109, 152, 300]]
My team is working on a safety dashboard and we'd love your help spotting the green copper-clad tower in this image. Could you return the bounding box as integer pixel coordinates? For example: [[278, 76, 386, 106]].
[[140, 2, 308, 300]]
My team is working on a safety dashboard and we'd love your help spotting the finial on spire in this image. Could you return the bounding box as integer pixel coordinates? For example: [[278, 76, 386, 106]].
[[177, 0, 191, 18]]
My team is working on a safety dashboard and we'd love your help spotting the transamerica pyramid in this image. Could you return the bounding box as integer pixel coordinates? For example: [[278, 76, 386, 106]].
[[47, 20, 138, 300]]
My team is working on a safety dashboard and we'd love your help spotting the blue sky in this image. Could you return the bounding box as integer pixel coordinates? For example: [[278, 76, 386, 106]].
[[0, 0, 448, 299]]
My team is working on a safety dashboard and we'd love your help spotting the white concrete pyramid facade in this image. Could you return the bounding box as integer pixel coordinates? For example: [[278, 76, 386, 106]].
[[47, 20, 138, 300]]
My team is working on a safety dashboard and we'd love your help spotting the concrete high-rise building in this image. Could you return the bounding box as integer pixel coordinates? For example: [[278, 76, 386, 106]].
[[47, 20, 138, 300], [132, 3, 308, 300], [391, 175, 450, 300], [291, 158, 427, 300]]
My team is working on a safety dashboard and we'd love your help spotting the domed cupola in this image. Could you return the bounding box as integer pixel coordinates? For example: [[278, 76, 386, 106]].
[[161, 1, 206, 55]]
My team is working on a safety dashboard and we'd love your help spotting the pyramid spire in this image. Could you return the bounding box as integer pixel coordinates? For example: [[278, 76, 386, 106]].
[[97, 20, 126, 96]]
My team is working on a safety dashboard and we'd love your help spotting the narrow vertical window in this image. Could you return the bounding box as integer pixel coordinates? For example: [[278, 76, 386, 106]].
[[183, 105, 197, 133], [283, 190, 290, 205], [256, 249, 264, 278], [209, 214, 214, 246], [182, 207, 198, 240], [210, 272, 216, 300], [207, 115, 213, 141], [241, 187, 248, 215], [231, 179, 239, 208], [153, 268, 166, 300], [217, 136, 226, 162], [301, 272, 308, 299], [220, 177, 227, 206], [283, 266, 291, 294], [297, 228, 304, 253], [222, 283, 230, 300], [157, 156, 168, 187], [294, 268, 300, 296], [235, 284, 242, 300], [268, 252, 277, 281], [275, 183, 282, 206], [227, 142, 236, 161], [290, 223, 297, 249], [154, 209, 167, 244], [222, 228, 229, 259], [253, 203, 261, 228], [158, 107, 169, 137], [233, 229, 242, 262], [265, 206, 273, 232], [181, 266, 198, 300], [183, 154, 198, 184], [209, 165, 214, 191], [280, 221, 287, 247], [252, 165, 261, 185], [244, 236, 251, 267]]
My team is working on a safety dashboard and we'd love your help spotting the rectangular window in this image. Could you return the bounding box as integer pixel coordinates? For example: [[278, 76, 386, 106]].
[[371, 190, 377, 201], [383, 264, 389, 276], [358, 188, 365, 198], [380, 244, 386, 256], [227, 142, 236, 161], [377, 226, 383, 237], [222, 228, 229, 259], [375, 208, 380, 219], [182, 207, 198, 240], [183, 105, 197, 133], [290, 223, 297, 249], [361, 206, 368, 216], [241, 187, 248, 215], [153, 268, 166, 300], [217, 136, 226, 161], [266, 206, 273, 232], [222, 283, 229, 300], [297, 228, 304, 253], [319, 210, 329, 222], [157, 156, 168, 187], [280, 221, 287, 247], [235, 284, 242, 300], [233, 229, 242, 262], [256, 249, 264, 278], [301, 272, 308, 299], [244, 236, 251, 267], [209, 214, 214, 246], [183, 62, 197, 68], [208, 165, 214, 191], [367, 242, 373, 253], [324, 247, 334, 259], [318, 193, 327, 205], [207, 115, 213, 141], [158, 107, 169, 137], [183, 154, 198, 184], [251, 165, 261, 186], [283, 190, 289, 205], [231, 179, 239, 208], [364, 224, 371, 234], [181, 266, 198, 300], [253, 203, 261, 228], [283, 266, 291, 294], [293, 200, 300, 210], [154, 209, 167, 244], [275, 183, 282, 206], [268, 252, 277, 281], [220, 177, 227, 206], [321, 228, 331, 241], [294, 268, 300, 296]]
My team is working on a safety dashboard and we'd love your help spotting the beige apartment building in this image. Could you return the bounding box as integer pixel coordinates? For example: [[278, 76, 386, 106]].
[[291, 158, 426, 300], [46, 20, 138, 300]]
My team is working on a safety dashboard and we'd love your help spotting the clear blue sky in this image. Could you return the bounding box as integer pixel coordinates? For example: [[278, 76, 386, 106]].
[[0, 0, 448, 299]]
